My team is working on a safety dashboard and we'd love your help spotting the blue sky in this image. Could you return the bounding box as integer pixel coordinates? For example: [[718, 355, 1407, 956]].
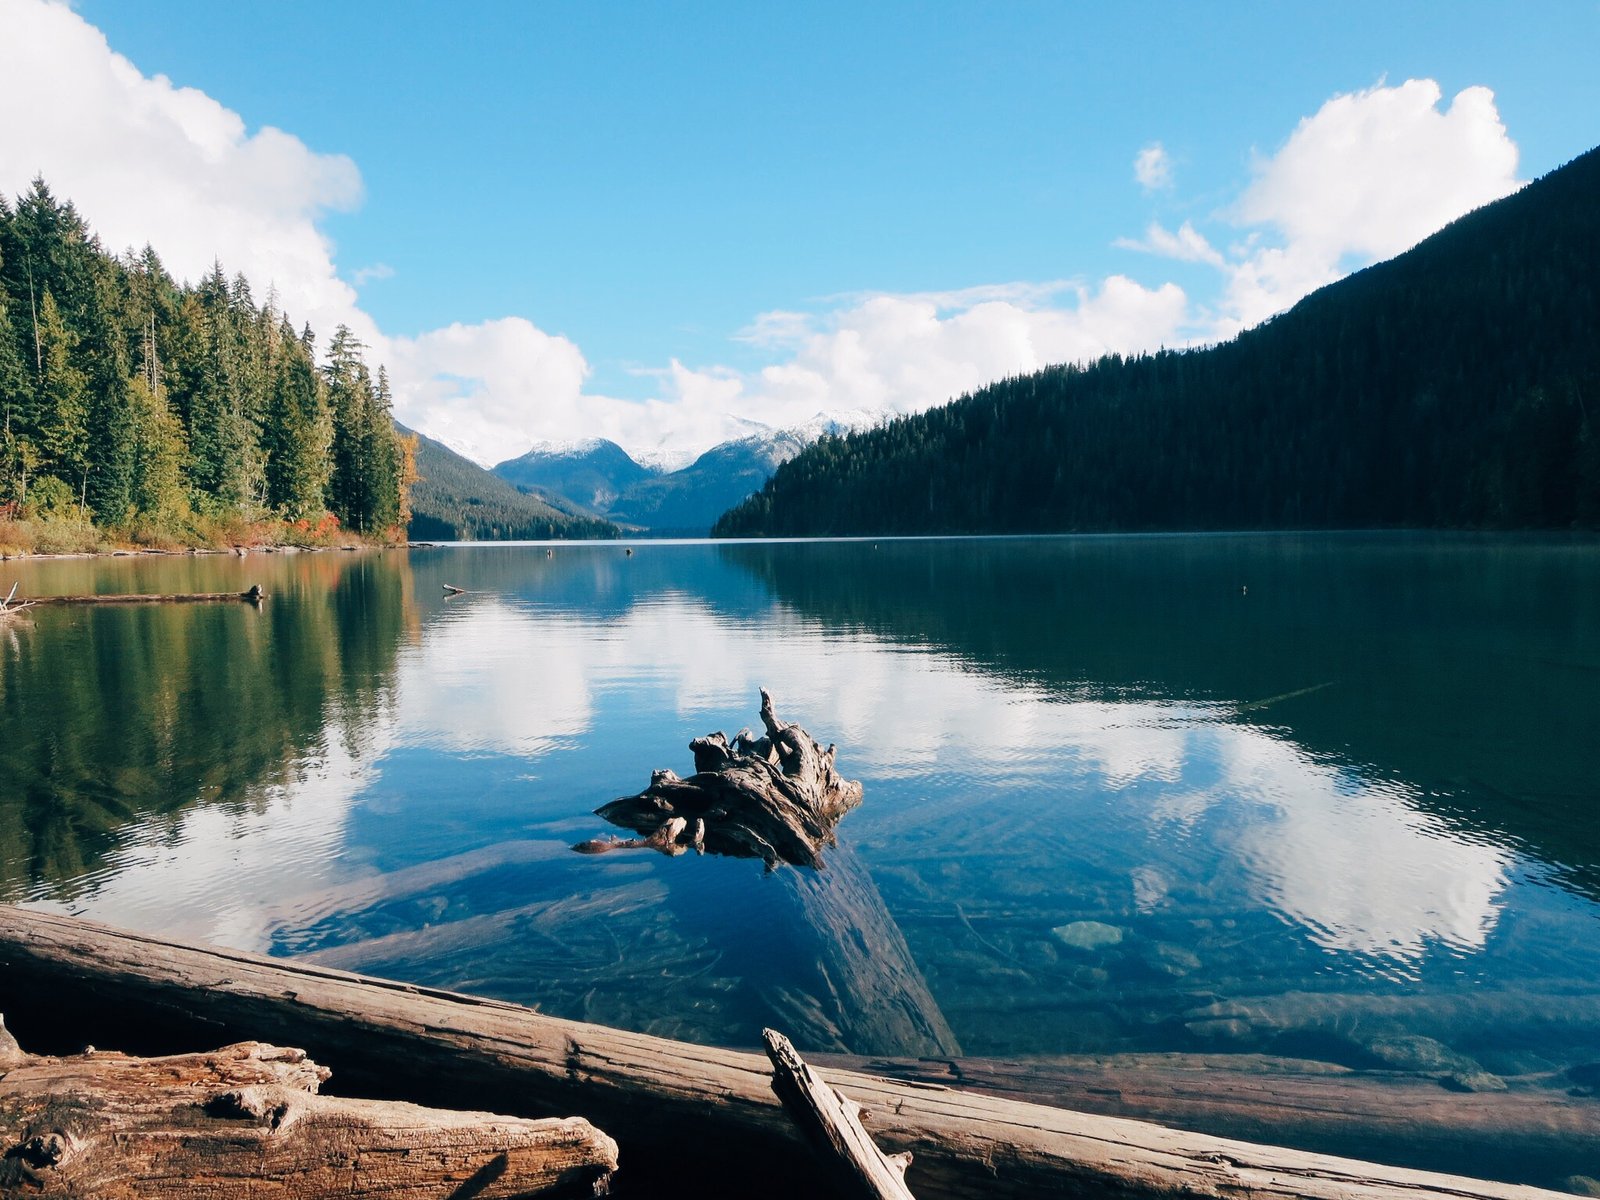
[[3, 1, 1597, 462]]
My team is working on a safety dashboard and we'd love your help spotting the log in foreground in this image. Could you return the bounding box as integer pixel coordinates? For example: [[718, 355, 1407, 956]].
[[0, 1016, 617, 1198], [764, 1027, 917, 1200], [28, 584, 266, 605], [0, 906, 1579, 1200], [576, 688, 861, 867]]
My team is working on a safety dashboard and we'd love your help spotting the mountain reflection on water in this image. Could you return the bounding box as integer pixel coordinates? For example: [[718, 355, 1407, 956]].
[[3, 536, 1599, 1125]]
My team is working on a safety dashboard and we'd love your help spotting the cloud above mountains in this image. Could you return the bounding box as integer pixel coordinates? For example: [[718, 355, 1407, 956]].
[[1122, 79, 1521, 335], [0, 0, 1526, 465]]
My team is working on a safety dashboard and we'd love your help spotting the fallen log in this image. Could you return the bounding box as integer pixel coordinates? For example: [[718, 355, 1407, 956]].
[[764, 1027, 916, 1200], [817, 1049, 1600, 1193], [0, 1020, 618, 1198], [0, 906, 1577, 1200], [28, 584, 265, 605]]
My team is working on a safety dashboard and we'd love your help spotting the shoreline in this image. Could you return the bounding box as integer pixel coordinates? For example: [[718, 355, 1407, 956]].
[[0, 541, 393, 563]]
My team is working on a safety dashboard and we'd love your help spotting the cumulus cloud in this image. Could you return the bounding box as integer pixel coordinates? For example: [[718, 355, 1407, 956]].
[[1134, 142, 1173, 191], [652, 276, 1190, 449], [0, 7, 1531, 465], [1128, 79, 1522, 335], [0, 0, 373, 345]]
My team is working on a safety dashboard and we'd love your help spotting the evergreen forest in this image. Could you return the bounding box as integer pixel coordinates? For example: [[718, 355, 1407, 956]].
[[716, 147, 1600, 537], [0, 179, 411, 550]]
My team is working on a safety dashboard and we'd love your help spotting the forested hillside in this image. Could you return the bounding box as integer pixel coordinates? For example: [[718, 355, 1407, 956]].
[[0, 179, 410, 547], [716, 147, 1600, 537], [405, 427, 617, 541]]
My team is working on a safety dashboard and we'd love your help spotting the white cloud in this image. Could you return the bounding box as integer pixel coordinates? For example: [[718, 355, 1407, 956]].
[[1135, 142, 1173, 191], [352, 262, 395, 286], [647, 277, 1190, 449], [1115, 220, 1226, 268], [1128, 79, 1522, 335], [0, 7, 1531, 466], [0, 0, 372, 346]]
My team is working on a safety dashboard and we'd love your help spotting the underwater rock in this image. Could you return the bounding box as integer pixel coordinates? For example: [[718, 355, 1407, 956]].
[[1365, 1034, 1479, 1074], [1051, 921, 1124, 951]]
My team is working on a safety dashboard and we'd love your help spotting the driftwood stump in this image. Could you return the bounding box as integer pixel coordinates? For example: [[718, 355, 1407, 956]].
[[576, 688, 862, 868], [0, 1016, 617, 1198]]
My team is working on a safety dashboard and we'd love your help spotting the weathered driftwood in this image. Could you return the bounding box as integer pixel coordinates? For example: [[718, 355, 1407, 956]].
[[576, 689, 862, 868], [0, 1020, 617, 1198], [764, 1027, 917, 1200], [0, 581, 35, 619], [27, 584, 266, 605], [573, 693, 957, 1056], [0, 906, 1578, 1200]]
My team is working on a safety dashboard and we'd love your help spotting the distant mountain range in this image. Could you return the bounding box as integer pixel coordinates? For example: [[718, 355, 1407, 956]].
[[490, 412, 882, 534], [403, 426, 618, 541], [717, 146, 1600, 537]]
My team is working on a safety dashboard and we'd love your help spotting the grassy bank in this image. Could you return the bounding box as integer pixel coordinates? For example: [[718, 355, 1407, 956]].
[[0, 511, 390, 558]]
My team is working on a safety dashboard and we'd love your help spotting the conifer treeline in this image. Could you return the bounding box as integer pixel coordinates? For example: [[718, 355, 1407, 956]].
[[0, 179, 411, 539], [716, 147, 1600, 538]]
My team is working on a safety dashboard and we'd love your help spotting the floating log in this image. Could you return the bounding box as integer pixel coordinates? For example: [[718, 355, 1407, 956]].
[[28, 584, 265, 606], [0, 906, 1575, 1200], [578, 688, 862, 868], [764, 1027, 917, 1200], [443, 583, 466, 595], [0, 1020, 618, 1198], [574, 693, 958, 1056]]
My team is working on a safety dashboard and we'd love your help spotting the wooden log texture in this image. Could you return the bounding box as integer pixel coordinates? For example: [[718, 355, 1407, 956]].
[[0, 1032, 617, 1198], [0, 906, 1582, 1200], [28, 585, 264, 605], [764, 1027, 917, 1200]]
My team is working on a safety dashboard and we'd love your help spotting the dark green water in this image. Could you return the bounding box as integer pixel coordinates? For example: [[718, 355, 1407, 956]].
[[3, 535, 1599, 1181]]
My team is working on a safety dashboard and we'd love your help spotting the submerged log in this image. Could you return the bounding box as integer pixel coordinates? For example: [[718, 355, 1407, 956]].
[[29, 584, 265, 606], [573, 692, 958, 1056], [764, 1028, 917, 1200], [0, 906, 1577, 1200], [577, 688, 862, 868], [0, 1024, 618, 1198]]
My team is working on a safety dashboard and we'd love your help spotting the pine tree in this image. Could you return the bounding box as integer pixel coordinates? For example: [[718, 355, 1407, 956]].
[[35, 290, 89, 501]]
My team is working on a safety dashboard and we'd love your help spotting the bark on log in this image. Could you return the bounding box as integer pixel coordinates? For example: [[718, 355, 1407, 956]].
[[815, 1049, 1600, 1192], [0, 1029, 617, 1198], [578, 688, 862, 868], [764, 1028, 917, 1200], [28, 585, 265, 605], [0, 906, 1578, 1200]]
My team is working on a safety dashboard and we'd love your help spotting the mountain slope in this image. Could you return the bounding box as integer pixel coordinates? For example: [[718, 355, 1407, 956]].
[[716, 147, 1600, 537], [492, 439, 659, 514], [607, 429, 809, 532], [404, 428, 617, 540]]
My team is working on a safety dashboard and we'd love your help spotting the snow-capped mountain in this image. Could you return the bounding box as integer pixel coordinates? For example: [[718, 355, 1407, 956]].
[[491, 438, 663, 514], [493, 411, 889, 533]]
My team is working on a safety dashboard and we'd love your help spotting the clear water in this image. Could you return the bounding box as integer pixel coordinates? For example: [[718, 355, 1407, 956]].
[[3, 535, 1599, 1177]]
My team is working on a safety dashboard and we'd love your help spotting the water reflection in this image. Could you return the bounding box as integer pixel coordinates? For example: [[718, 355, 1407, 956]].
[[2, 537, 1597, 1075], [0, 553, 409, 919]]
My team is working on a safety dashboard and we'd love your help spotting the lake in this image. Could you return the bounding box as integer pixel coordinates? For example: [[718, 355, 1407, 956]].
[[3, 534, 1599, 1184]]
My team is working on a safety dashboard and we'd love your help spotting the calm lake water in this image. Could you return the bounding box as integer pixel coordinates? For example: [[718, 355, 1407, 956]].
[[3, 534, 1599, 1179]]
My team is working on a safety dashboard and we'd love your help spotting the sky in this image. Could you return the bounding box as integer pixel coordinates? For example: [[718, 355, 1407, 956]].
[[0, 1, 1596, 466]]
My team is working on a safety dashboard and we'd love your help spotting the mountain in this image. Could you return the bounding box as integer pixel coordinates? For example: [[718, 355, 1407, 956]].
[[715, 147, 1600, 537], [404, 427, 618, 541], [493, 413, 884, 534], [492, 438, 660, 515]]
